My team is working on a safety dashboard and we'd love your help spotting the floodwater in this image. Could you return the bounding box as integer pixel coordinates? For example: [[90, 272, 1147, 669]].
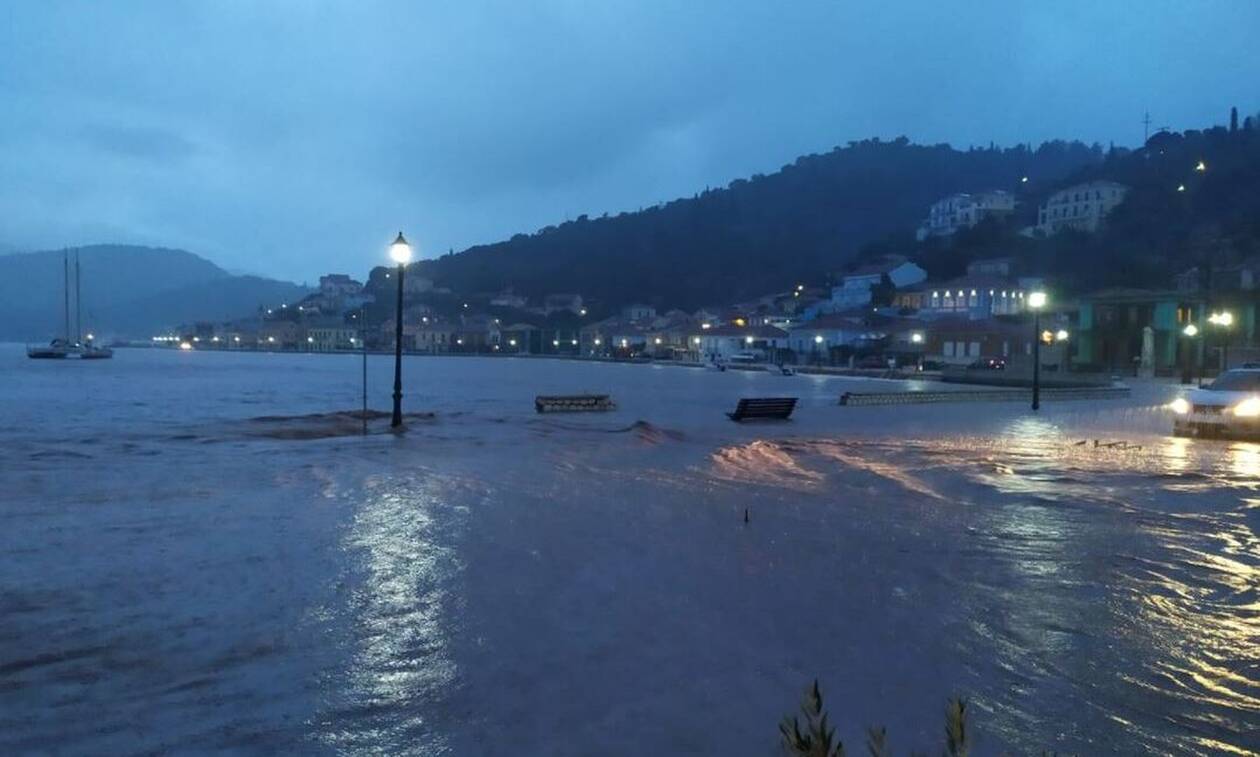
[[1, 345, 1256, 755]]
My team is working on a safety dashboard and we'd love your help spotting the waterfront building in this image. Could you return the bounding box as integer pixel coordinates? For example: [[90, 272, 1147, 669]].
[[696, 324, 787, 362], [828, 257, 927, 311]]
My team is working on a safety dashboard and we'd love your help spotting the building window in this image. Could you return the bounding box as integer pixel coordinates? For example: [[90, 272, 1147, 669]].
[[969, 341, 980, 356], [944, 342, 955, 357]]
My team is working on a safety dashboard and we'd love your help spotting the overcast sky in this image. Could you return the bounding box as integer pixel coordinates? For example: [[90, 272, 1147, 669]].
[[2, 1, 1258, 282]]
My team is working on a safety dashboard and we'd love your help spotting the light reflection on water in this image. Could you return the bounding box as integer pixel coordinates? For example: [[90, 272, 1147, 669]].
[[706, 427, 1260, 754], [316, 471, 465, 753]]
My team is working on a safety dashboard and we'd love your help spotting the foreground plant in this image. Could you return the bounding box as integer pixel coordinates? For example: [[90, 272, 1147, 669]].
[[779, 681, 971, 757]]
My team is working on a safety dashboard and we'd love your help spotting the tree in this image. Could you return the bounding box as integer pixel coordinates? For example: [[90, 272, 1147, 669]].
[[869, 273, 897, 307], [1231, 106, 1239, 133]]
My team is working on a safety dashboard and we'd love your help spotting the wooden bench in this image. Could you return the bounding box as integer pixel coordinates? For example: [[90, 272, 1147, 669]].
[[535, 394, 616, 413], [727, 397, 797, 422]]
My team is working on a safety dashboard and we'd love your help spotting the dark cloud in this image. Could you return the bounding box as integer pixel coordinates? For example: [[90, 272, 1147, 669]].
[[1, 1, 1258, 282]]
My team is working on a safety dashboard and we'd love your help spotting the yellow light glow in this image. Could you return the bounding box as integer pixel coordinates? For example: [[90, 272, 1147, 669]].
[[1232, 397, 1260, 417], [734, 318, 746, 327], [1169, 397, 1190, 415]]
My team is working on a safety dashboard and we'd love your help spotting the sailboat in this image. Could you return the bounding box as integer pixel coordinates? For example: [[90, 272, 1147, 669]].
[[26, 251, 113, 360]]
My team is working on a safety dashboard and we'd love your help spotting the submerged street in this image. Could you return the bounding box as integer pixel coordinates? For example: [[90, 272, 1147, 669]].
[[1, 348, 1256, 754]]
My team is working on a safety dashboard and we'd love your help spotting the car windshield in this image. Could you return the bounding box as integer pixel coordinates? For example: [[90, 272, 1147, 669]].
[[1207, 371, 1260, 391]]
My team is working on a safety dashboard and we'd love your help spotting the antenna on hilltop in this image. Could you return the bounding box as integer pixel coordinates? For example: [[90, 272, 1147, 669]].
[[1142, 111, 1152, 143]]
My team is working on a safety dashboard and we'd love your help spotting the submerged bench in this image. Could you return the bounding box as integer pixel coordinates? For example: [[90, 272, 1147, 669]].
[[727, 397, 798, 422], [535, 394, 616, 413]]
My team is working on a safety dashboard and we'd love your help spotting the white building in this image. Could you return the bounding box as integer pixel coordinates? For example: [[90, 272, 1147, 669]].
[[696, 325, 787, 362], [916, 191, 1015, 241], [829, 258, 927, 310], [1036, 180, 1128, 235]]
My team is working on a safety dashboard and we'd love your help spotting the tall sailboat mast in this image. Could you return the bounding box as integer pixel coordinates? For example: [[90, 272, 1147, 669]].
[[63, 251, 70, 343], [75, 252, 82, 344]]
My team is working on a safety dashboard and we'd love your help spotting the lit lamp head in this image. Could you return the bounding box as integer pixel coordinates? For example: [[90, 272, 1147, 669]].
[[814, 335, 824, 344], [1028, 291, 1048, 310], [1213, 311, 1234, 327], [745, 336, 754, 345], [1183, 323, 1199, 337], [1055, 329, 1070, 342], [910, 332, 924, 344], [389, 231, 412, 264], [1041, 330, 1055, 345]]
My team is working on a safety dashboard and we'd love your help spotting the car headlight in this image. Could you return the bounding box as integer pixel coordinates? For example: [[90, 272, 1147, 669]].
[[1232, 397, 1260, 417], [1169, 397, 1190, 415]]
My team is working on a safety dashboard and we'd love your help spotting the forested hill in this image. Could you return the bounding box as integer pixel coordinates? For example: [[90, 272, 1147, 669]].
[[901, 116, 1260, 292], [414, 138, 1103, 311]]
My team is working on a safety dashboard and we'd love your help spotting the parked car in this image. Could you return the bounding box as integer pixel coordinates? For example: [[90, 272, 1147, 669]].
[[1171, 368, 1260, 438], [967, 357, 1006, 371]]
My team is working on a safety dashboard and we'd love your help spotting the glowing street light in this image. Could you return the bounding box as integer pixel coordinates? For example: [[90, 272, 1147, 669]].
[[388, 231, 412, 428], [910, 332, 924, 344], [1209, 310, 1235, 372], [1029, 291, 1048, 411], [1183, 323, 1198, 337], [1195, 160, 1206, 172], [1055, 329, 1070, 342]]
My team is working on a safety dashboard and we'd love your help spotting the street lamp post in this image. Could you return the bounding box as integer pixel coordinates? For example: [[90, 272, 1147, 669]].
[[1182, 322, 1198, 385], [389, 232, 412, 428], [1028, 291, 1048, 411], [1209, 311, 1234, 375]]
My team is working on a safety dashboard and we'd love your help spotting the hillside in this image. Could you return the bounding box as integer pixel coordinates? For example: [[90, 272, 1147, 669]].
[[410, 138, 1104, 312], [0, 245, 310, 340]]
